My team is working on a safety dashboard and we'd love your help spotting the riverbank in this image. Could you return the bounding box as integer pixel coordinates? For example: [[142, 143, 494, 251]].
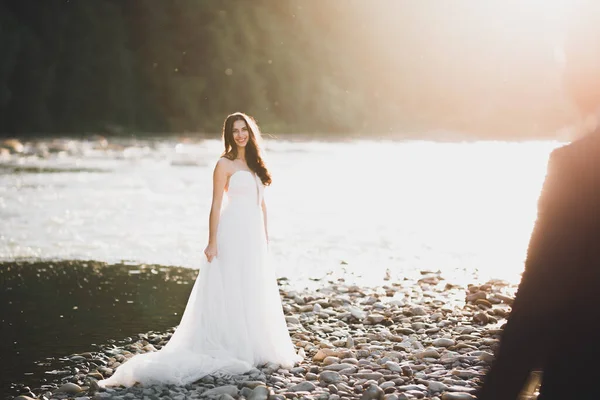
[[5, 262, 522, 400]]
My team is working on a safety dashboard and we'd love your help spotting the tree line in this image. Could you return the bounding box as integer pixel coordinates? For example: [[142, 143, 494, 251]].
[[0, 0, 577, 138]]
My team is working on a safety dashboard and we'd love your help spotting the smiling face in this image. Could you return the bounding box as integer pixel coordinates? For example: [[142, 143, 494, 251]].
[[232, 119, 249, 148]]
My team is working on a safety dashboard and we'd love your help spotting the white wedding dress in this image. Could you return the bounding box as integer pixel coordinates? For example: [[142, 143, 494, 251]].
[[99, 170, 301, 387]]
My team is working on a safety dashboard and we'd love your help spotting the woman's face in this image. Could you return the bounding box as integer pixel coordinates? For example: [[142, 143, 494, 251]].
[[232, 119, 249, 148]]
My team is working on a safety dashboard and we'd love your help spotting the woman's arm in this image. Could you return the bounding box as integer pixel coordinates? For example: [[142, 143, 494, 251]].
[[261, 197, 269, 244], [204, 159, 228, 262]]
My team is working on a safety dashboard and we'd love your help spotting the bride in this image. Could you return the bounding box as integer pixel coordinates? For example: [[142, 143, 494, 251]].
[[99, 112, 302, 388]]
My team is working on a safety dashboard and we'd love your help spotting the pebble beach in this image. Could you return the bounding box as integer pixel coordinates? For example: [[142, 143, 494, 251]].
[[13, 270, 522, 400]]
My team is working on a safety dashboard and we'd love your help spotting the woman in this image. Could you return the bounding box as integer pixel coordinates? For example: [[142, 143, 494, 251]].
[[99, 112, 301, 388]]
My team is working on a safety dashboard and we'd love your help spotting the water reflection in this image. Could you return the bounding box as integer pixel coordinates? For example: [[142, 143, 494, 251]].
[[0, 261, 198, 398], [0, 139, 562, 287]]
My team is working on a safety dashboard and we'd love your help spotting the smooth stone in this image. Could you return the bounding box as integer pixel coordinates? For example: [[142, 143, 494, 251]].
[[416, 348, 440, 359], [397, 384, 427, 392], [202, 385, 239, 397], [466, 292, 487, 302], [240, 388, 254, 398], [289, 381, 316, 392], [324, 363, 356, 371], [339, 366, 359, 375], [384, 361, 402, 373], [432, 338, 455, 348], [353, 372, 384, 381], [451, 370, 481, 379], [314, 348, 338, 362], [87, 371, 104, 381], [93, 393, 112, 400], [248, 385, 270, 400], [347, 336, 355, 348], [406, 390, 426, 399], [428, 381, 449, 392], [319, 371, 343, 384], [475, 299, 492, 308], [380, 382, 396, 390], [285, 316, 300, 325], [219, 395, 236, 400], [368, 314, 385, 324], [410, 306, 426, 316], [447, 386, 477, 393], [323, 356, 341, 366], [412, 322, 427, 331], [338, 350, 357, 359], [306, 372, 319, 380], [474, 312, 489, 324], [360, 384, 384, 400], [349, 306, 367, 320], [441, 393, 476, 400], [242, 380, 268, 389], [477, 351, 495, 363], [56, 383, 83, 394]]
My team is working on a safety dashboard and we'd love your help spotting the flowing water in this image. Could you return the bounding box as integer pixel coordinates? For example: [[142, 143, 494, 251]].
[[0, 135, 562, 397]]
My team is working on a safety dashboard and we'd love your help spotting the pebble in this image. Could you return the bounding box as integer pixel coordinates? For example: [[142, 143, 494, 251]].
[[319, 371, 343, 384], [248, 385, 269, 400], [201, 385, 239, 397], [432, 338, 455, 348], [441, 393, 476, 400], [289, 381, 316, 392], [19, 275, 518, 400], [55, 382, 83, 394]]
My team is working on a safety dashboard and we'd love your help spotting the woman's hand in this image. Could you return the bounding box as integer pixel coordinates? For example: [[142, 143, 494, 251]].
[[204, 242, 218, 262]]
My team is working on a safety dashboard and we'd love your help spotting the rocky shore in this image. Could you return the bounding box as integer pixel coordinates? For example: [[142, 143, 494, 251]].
[[13, 271, 522, 400]]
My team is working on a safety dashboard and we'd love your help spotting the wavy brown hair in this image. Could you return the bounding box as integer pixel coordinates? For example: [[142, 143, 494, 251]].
[[221, 112, 272, 186]]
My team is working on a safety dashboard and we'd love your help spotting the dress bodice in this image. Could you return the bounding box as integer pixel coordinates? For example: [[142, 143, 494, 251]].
[[225, 170, 264, 207]]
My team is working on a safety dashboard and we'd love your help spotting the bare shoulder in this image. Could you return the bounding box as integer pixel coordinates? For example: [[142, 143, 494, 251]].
[[214, 157, 234, 176]]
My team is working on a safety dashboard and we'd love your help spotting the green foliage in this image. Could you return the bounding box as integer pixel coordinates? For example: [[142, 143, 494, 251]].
[[0, 0, 577, 137]]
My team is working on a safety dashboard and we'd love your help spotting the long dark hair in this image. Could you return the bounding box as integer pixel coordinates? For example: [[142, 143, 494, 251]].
[[221, 112, 272, 186]]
